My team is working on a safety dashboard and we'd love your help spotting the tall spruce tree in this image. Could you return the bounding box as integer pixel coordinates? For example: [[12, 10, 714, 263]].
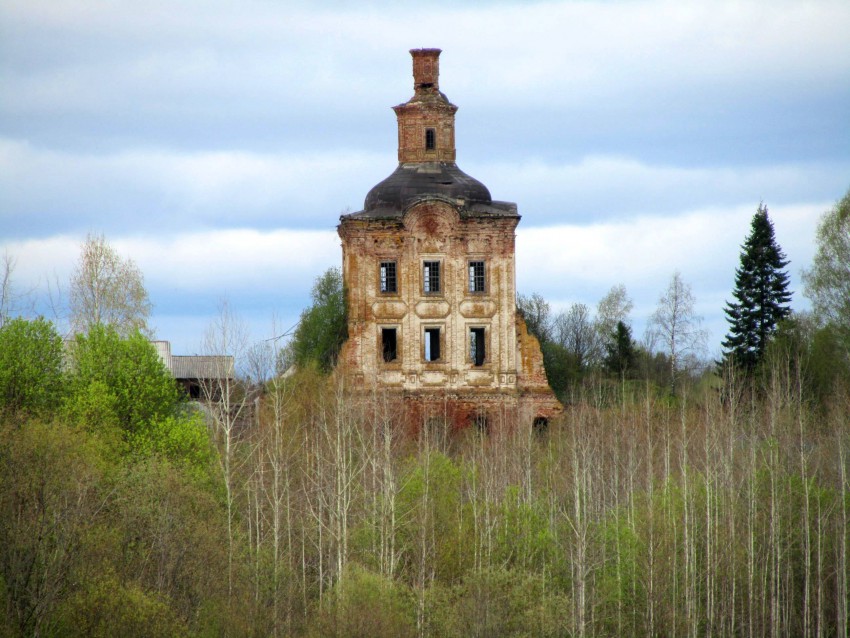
[[722, 203, 792, 370], [604, 320, 636, 378]]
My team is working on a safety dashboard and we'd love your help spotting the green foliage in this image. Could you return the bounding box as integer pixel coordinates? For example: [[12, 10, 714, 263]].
[[723, 203, 793, 371], [435, 567, 568, 638], [604, 320, 636, 378], [0, 317, 64, 421], [291, 267, 348, 372], [308, 564, 415, 638], [493, 486, 555, 571], [397, 451, 471, 583], [0, 419, 108, 636], [808, 323, 850, 398], [62, 379, 124, 450], [540, 340, 580, 401], [55, 571, 185, 637], [767, 315, 850, 408], [595, 510, 644, 635], [130, 411, 213, 480], [60, 326, 211, 473], [2, 295, 850, 636], [0, 416, 230, 636], [803, 186, 850, 333], [520, 287, 639, 394], [635, 346, 672, 389], [64, 325, 183, 444], [110, 458, 233, 624]]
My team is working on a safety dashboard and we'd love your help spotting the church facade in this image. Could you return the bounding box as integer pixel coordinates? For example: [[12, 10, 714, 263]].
[[337, 48, 560, 431]]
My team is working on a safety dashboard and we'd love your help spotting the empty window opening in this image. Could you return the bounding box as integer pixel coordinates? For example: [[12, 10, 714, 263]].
[[381, 328, 398, 362], [425, 128, 436, 150], [469, 261, 485, 293], [424, 327, 441, 361], [423, 261, 441, 294], [380, 261, 397, 293], [533, 416, 549, 435], [470, 327, 486, 366]]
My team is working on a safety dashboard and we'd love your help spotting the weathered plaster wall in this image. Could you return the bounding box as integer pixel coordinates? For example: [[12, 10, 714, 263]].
[[338, 200, 560, 429]]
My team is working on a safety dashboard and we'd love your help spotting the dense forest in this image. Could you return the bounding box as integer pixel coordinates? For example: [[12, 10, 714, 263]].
[[1, 194, 848, 636]]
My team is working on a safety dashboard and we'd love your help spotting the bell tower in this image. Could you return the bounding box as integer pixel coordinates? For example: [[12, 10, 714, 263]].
[[337, 48, 562, 433], [393, 48, 457, 163]]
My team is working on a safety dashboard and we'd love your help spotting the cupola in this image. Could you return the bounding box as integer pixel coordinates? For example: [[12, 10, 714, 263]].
[[351, 48, 506, 218]]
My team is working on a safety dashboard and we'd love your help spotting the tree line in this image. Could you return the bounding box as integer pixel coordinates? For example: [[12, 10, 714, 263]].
[[2, 320, 847, 636], [521, 198, 850, 407], [0, 191, 848, 636]]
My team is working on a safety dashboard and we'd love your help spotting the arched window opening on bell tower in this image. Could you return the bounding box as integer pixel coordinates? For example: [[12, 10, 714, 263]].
[[425, 128, 436, 151]]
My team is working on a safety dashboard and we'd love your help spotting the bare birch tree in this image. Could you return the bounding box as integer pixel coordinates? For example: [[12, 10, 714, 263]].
[[553, 302, 601, 369], [200, 300, 250, 600], [596, 284, 633, 346], [0, 251, 37, 327], [69, 233, 152, 337], [1, 252, 18, 327], [649, 272, 707, 395]]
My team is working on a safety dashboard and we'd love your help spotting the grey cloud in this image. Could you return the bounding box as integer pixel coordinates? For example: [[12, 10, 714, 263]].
[[3, 136, 846, 240], [2, 0, 848, 354], [0, 140, 390, 237], [3, 1, 849, 160], [461, 157, 850, 225]]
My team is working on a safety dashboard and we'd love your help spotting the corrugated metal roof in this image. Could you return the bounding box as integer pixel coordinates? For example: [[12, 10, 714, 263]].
[[62, 338, 234, 381], [170, 355, 234, 380]]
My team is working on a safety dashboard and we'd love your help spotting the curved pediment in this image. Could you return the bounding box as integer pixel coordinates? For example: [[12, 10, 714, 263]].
[[403, 200, 460, 237]]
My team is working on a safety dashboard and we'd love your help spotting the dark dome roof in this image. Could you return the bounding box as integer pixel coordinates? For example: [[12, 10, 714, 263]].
[[363, 162, 491, 214]]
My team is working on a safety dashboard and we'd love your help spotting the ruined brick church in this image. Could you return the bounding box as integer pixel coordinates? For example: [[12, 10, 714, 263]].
[[337, 48, 560, 431]]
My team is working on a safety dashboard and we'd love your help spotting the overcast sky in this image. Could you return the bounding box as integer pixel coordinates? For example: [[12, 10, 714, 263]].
[[2, 0, 849, 358]]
